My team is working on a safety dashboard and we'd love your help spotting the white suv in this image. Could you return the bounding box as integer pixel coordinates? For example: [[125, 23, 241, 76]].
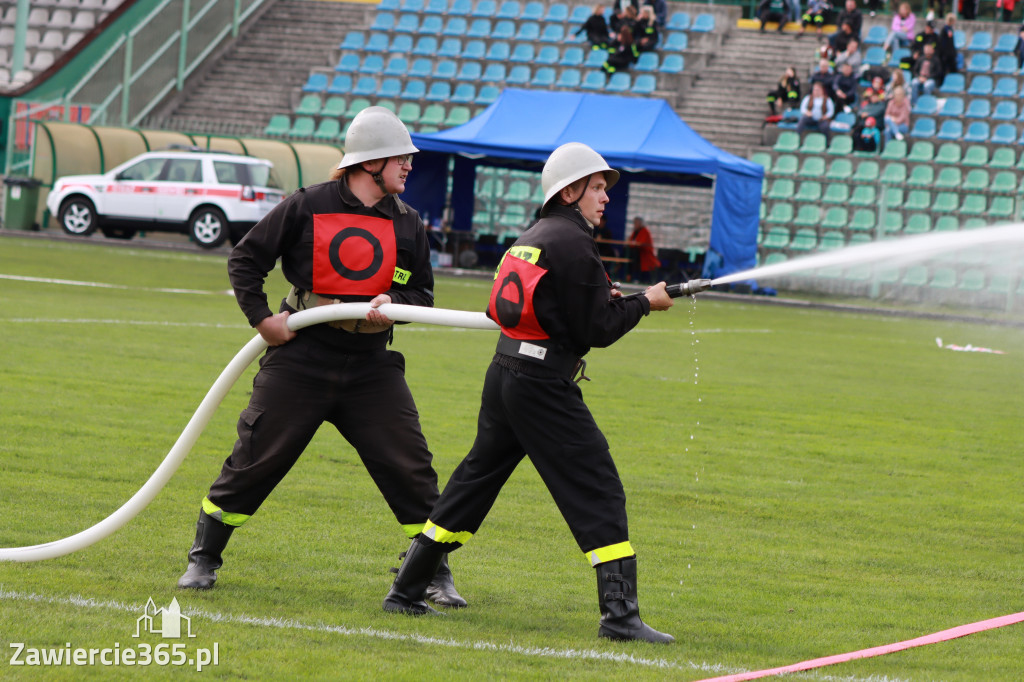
[[46, 149, 285, 248]]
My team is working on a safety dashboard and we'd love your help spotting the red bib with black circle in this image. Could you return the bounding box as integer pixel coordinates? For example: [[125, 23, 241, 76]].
[[313, 213, 397, 296], [488, 254, 548, 340]]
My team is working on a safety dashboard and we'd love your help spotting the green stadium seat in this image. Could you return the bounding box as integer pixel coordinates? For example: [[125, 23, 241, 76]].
[[934, 143, 962, 164], [795, 181, 822, 202], [313, 118, 341, 141], [763, 252, 789, 266], [990, 148, 1015, 169], [848, 233, 872, 246], [881, 163, 907, 184], [263, 114, 291, 137], [798, 157, 826, 178], [774, 131, 800, 153], [960, 194, 987, 215], [881, 212, 903, 234], [765, 203, 794, 224], [289, 116, 316, 137], [934, 216, 958, 231], [991, 171, 1016, 193], [826, 158, 853, 180], [767, 179, 795, 200], [905, 140, 933, 162], [902, 265, 929, 286], [822, 183, 850, 204], [295, 94, 323, 116], [793, 205, 821, 227], [961, 145, 989, 167], [849, 185, 877, 207], [346, 97, 371, 117], [883, 187, 904, 208], [800, 133, 827, 154], [964, 218, 987, 230], [789, 228, 818, 251], [444, 106, 472, 127], [504, 179, 531, 202], [881, 139, 908, 160], [932, 192, 959, 212], [322, 96, 347, 118], [850, 209, 876, 231], [398, 102, 422, 124], [935, 167, 962, 189], [929, 268, 957, 289], [762, 226, 792, 247], [907, 165, 934, 187], [963, 169, 989, 191], [904, 213, 931, 234], [750, 152, 772, 170], [822, 207, 848, 230], [420, 104, 446, 126], [773, 154, 798, 176], [819, 231, 845, 250], [904, 190, 931, 211], [827, 136, 853, 155], [958, 269, 986, 292], [988, 196, 1015, 219], [852, 160, 879, 182]]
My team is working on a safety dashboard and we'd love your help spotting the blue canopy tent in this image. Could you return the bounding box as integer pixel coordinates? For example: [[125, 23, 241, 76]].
[[403, 88, 763, 278]]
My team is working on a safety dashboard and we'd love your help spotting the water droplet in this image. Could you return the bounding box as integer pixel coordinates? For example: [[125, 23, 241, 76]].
[[688, 564, 691, 569], [698, 398, 702, 402], [690, 434, 694, 439]]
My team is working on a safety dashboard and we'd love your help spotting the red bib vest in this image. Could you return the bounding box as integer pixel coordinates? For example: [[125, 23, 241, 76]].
[[312, 213, 397, 297]]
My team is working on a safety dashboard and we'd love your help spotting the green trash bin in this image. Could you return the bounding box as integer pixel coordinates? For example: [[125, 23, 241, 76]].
[[3, 176, 43, 231]]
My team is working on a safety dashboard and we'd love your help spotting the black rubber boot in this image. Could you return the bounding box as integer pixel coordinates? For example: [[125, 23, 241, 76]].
[[596, 556, 675, 643], [425, 553, 467, 608], [382, 539, 446, 615], [177, 510, 234, 590]]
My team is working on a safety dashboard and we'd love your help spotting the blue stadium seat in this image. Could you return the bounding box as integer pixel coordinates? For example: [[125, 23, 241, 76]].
[[394, 14, 419, 33], [659, 53, 684, 73], [425, 81, 452, 101], [510, 44, 534, 62], [888, 48, 910, 68], [472, 0, 496, 16], [967, 75, 992, 96], [390, 34, 413, 52], [451, 82, 476, 103], [967, 31, 992, 51], [371, 13, 395, 32], [327, 74, 352, 94], [911, 94, 937, 115], [522, 1, 544, 20], [439, 37, 462, 57], [412, 36, 437, 56], [379, 0, 400, 9], [335, 53, 359, 72], [401, 79, 426, 99], [556, 68, 581, 88], [451, 0, 471, 11], [531, 66, 556, 87], [864, 46, 886, 67], [517, 22, 540, 40], [938, 97, 963, 117], [635, 52, 659, 71], [545, 3, 568, 21], [581, 70, 605, 90], [476, 85, 500, 105], [496, 1, 520, 19], [864, 25, 886, 44], [379, 77, 401, 98], [360, 54, 384, 74], [486, 42, 511, 60], [584, 49, 606, 68], [302, 72, 328, 93], [633, 73, 656, 94], [456, 60, 483, 81], [667, 12, 690, 30], [965, 98, 991, 118], [954, 29, 965, 49], [993, 76, 1017, 97], [352, 76, 377, 96], [691, 13, 714, 32], [409, 57, 432, 78], [994, 33, 1017, 52], [662, 33, 688, 51], [991, 123, 1016, 144], [993, 55, 1018, 75], [420, 16, 443, 34], [493, 19, 515, 39], [433, 59, 457, 79], [462, 39, 486, 59], [364, 33, 389, 52], [482, 63, 507, 81], [467, 18, 491, 38], [424, 0, 447, 13], [568, 5, 590, 24], [607, 72, 630, 92], [910, 117, 936, 138], [966, 53, 992, 73], [340, 32, 364, 50], [540, 24, 565, 42], [938, 73, 964, 94], [992, 100, 1017, 120], [507, 64, 531, 85], [537, 46, 560, 64], [963, 121, 989, 142], [442, 16, 467, 35], [401, 0, 424, 11], [936, 119, 963, 140], [384, 56, 409, 76], [560, 46, 584, 66]]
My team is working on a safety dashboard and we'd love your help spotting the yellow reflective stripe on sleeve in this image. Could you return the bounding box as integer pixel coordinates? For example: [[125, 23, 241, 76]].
[[422, 520, 473, 544], [401, 523, 426, 539], [586, 541, 635, 567], [393, 267, 411, 285], [201, 496, 251, 527], [507, 245, 541, 264]]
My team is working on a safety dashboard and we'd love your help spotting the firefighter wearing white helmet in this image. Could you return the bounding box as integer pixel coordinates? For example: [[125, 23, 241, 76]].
[[177, 106, 466, 610], [382, 143, 676, 643]]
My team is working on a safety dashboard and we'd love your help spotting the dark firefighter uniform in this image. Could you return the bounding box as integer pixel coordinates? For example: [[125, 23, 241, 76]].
[[417, 202, 652, 566], [205, 176, 439, 537]]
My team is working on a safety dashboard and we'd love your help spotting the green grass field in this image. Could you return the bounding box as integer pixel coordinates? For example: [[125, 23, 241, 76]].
[[1, 235, 1021, 680]]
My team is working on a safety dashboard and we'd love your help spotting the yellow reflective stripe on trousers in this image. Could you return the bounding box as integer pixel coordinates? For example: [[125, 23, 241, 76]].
[[586, 541, 635, 567], [422, 520, 473, 544], [402, 523, 426, 539], [201, 497, 251, 527]]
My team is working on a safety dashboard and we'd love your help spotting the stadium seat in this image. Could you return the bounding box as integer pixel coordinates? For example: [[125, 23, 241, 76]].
[[659, 54, 684, 73], [864, 25, 886, 44], [888, 48, 910, 68], [425, 81, 452, 101], [667, 12, 690, 30], [989, 147, 1015, 168], [472, 0, 496, 16], [788, 229, 818, 252], [906, 164, 933, 187], [556, 68, 581, 88], [408, 58, 432, 78], [995, 33, 1018, 52], [935, 167, 962, 189], [793, 205, 821, 227], [335, 53, 359, 72], [795, 181, 822, 202], [507, 65, 531, 85], [412, 36, 437, 56], [394, 14, 420, 33], [962, 168, 988, 191], [322, 96, 347, 117], [635, 52, 659, 71], [402, 0, 424, 11], [762, 226, 791, 247], [263, 114, 290, 137], [934, 142, 961, 164], [420, 104, 446, 126], [536, 45, 560, 65], [991, 123, 1016, 144], [444, 106, 472, 127], [827, 136, 853, 155], [302, 72, 328, 93], [821, 207, 848, 231], [340, 31, 364, 51], [391, 35, 414, 54], [521, 1, 544, 20], [482, 63, 507, 82], [467, 18, 491, 38], [345, 97, 371, 117], [765, 203, 794, 224], [398, 102, 421, 124], [911, 94, 937, 115], [772, 154, 798, 175], [938, 73, 964, 94], [929, 268, 957, 289], [456, 62, 482, 81], [800, 133, 827, 153], [881, 212, 903, 235], [515, 22, 540, 41], [633, 74, 656, 94], [545, 3, 569, 21], [931, 192, 958, 212], [910, 117, 936, 138], [881, 139, 908, 160], [991, 170, 1017, 193], [821, 183, 850, 204], [510, 43, 534, 62], [993, 55, 1018, 75], [773, 131, 800, 153], [352, 76, 377, 96], [295, 94, 322, 116], [327, 74, 352, 94], [691, 13, 715, 32], [968, 31, 993, 50], [767, 179, 795, 200], [901, 265, 929, 287], [881, 163, 906, 184], [313, 118, 341, 141], [849, 185, 876, 207], [425, 0, 448, 12], [749, 152, 772, 170], [798, 157, 825, 178], [960, 194, 987, 215], [904, 190, 930, 211], [992, 101, 1017, 120], [988, 196, 1015, 219], [486, 41, 511, 60], [442, 16, 467, 35], [364, 33, 389, 51], [936, 119, 962, 140], [993, 76, 1018, 97], [493, 19, 515, 39], [371, 13, 395, 32], [933, 216, 958, 232], [581, 70, 605, 90], [852, 160, 879, 182], [560, 47, 584, 66], [496, 1, 520, 19], [438, 37, 461, 57], [864, 46, 886, 67], [662, 33, 688, 51], [963, 121, 989, 142], [360, 55, 384, 74], [903, 140, 931, 162], [826, 158, 853, 180], [967, 75, 993, 95], [850, 208, 875, 231], [401, 79, 426, 99], [531, 66, 556, 87], [461, 39, 486, 60], [476, 85, 500, 105], [964, 99, 991, 118], [540, 25, 564, 42], [568, 4, 590, 24], [289, 116, 315, 138]]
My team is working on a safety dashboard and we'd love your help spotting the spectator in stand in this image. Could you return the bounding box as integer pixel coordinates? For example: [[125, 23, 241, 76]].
[[602, 25, 639, 73], [997, 0, 1016, 22], [834, 37, 862, 73], [910, 20, 939, 70], [926, 0, 947, 20], [797, 0, 830, 39], [635, 5, 660, 52], [827, 21, 856, 62], [852, 116, 881, 152], [884, 68, 905, 101], [832, 61, 860, 112], [767, 66, 802, 114], [937, 13, 959, 74], [836, 0, 863, 41], [857, 84, 887, 124], [910, 42, 943, 100], [576, 5, 613, 51], [809, 58, 835, 100], [796, 81, 834, 142], [652, 0, 667, 26], [628, 217, 660, 283], [757, 0, 789, 33], [883, 3, 916, 54], [883, 85, 910, 141], [1016, 22, 1024, 69], [609, 3, 638, 34], [961, 0, 979, 20]]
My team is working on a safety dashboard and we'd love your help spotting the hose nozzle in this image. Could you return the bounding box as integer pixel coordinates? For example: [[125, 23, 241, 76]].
[[666, 279, 713, 298]]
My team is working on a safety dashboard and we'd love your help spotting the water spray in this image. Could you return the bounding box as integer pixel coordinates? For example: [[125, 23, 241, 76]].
[[666, 280, 713, 297], [0, 304, 499, 563]]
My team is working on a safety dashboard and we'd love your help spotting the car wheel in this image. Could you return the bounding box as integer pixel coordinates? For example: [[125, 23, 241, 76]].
[[58, 197, 97, 236], [189, 207, 228, 249], [100, 227, 136, 240]]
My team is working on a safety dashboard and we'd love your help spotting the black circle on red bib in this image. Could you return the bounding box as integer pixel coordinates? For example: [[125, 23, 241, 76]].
[[329, 227, 383, 281], [495, 272, 525, 328]]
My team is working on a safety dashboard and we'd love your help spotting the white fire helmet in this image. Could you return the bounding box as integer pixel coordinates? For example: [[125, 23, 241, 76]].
[[337, 106, 418, 169], [540, 142, 619, 215]]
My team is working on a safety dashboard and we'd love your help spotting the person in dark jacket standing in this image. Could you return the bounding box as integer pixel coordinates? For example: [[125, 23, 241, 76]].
[[379, 142, 676, 644], [175, 106, 465, 610], [576, 4, 612, 50]]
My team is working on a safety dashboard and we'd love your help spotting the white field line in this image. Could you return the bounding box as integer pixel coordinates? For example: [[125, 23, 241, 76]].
[[0, 273, 226, 296], [0, 587, 907, 682]]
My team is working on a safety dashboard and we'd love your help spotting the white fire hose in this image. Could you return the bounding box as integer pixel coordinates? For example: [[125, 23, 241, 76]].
[[0, 304, 499, 563]]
